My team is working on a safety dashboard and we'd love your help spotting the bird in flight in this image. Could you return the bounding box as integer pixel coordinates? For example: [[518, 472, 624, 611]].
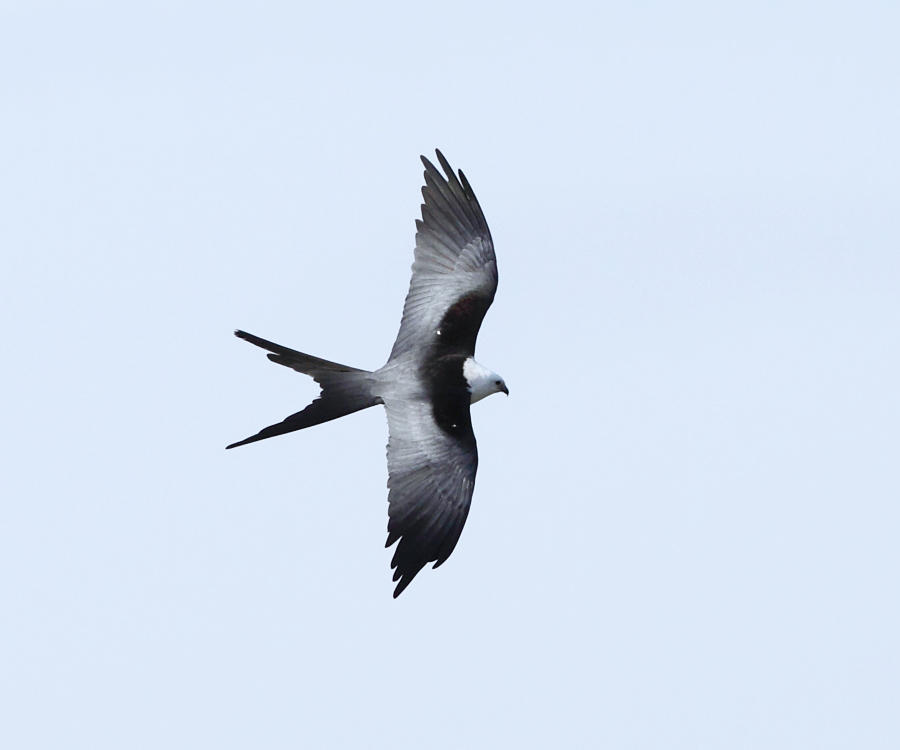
[[228, 150, 507, 597]]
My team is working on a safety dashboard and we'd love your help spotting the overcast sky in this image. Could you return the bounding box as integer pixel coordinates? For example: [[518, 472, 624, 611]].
[[2, 1, 898, 748]]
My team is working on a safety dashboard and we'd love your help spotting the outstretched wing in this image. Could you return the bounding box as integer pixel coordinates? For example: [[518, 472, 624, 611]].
[[384, 396, 478, 597], [388, 150, 497, 361]]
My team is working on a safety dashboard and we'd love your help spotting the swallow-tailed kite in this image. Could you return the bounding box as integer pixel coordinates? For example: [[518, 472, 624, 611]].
[[228, 150, 506, 597]]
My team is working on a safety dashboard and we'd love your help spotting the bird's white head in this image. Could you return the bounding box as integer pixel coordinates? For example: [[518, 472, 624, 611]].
[[463, 357, 509, 404]]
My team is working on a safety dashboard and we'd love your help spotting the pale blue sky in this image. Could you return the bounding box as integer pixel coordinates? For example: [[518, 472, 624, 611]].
[[2, 2, 898, 748]]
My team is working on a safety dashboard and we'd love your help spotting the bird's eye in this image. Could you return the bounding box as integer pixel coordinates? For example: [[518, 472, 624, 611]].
[[495, 380, 501, 385]]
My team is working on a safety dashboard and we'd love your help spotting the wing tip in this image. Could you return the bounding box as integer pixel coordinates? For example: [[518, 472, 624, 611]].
[[458, 168, 474, 197], [421, 148, 456, 183], [392, 575, 414, 598], [435, 148, 454, 182], [421, 149, 481, 209], [420, 152, 437, 173], [387, 537, 426, 598]]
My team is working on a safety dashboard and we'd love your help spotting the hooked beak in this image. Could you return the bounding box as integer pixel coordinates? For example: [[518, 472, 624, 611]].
[[501, 384, 509, 396]]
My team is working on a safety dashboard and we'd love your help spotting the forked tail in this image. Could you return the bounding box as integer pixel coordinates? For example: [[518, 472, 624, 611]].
[[226, 330, 380, 449]]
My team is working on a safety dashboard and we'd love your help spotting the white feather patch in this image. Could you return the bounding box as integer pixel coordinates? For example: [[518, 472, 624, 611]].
[[463, 357, 500, 404]]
